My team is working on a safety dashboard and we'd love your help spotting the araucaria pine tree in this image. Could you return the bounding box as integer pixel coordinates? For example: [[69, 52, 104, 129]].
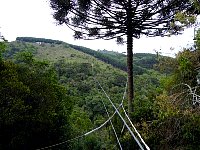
[[49, 0, 198, 116]]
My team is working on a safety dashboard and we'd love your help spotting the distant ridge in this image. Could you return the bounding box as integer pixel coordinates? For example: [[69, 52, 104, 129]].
[[16, 37, 127, 71], [15, 37, 159, 74], [16, 37, 63, 44]]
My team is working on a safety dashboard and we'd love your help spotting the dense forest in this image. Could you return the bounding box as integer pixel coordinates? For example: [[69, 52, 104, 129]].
[[1, 33, 200, 149]]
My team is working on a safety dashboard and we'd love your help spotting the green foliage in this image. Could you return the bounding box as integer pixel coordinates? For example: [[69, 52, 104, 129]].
[[175, 50, 197, 86], [155, 56, 177, 74], [3, 41, 37, 60], [178, 55, 192, 76], [147, 94, 200, 150], [70, 107, 107, 150], [68, 44, 127, 71], [175, 12, 196, 26], [0, 55, 72, 149], [132, 70, 163, 123], [142, 47, 200, 149], [0, 37, 7, 61], [157, 49, 198, 88], [195, 29, 200, 50], [71, 134, 105, 150], [70, 106, 93, 134], [189, 0, 200, 14], [51, 57, 128, 148], [68, 44, 159, 74]]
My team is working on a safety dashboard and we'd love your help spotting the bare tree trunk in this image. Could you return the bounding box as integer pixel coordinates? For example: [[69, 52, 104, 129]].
[[127, 33, 133, 117], [127, 0, 133, 117]]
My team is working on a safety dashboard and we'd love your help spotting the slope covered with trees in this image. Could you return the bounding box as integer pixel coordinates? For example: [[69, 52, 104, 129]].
[[15, 37, 158, 74], [1, 33, 200, 149], [2, 37, 163, 149]]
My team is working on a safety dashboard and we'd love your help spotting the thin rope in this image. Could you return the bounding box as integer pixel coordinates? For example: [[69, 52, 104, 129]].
[[92, 64, 147, 149], [36, 134, 85, 150], [100, 95, 123, 150], [37, 64, 149, 150], [120, 76, 150, 150], [94, 78, 145, 150], [120, 81, 127, 135], [36, 79, 128, 150], [121, 105, 150, 150], [120, 79, 150, 150], [92, 62, 122, 149], [36, 108, 118, 150]]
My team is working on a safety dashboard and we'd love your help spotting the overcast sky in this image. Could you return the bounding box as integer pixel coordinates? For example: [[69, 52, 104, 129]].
[[0, 0, 199, 57]]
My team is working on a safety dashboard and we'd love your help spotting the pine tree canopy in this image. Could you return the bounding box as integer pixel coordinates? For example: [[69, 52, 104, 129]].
[[50, 0, 199, 42]]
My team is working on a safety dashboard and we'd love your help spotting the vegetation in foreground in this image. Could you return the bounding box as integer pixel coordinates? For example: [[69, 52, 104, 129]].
[[1, 34, 200, 149]]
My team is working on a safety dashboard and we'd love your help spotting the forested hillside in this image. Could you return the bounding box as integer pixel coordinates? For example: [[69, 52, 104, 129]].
[[15, 37, 158, 74], [1, 36, 200, 149]]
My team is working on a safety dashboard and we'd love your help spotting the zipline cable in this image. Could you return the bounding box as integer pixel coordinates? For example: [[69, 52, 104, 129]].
[[36, 76, 127, 150], [119, 78, 150, 150], [93, 63, 123, 149], [120, 81, 127, 135], [92, 63, 149, 149], [100, 94, 123, 150], [121, 104, 150, 150], [94, 78, 145, 150], [37, 64, 149, 150], [36, 134, 85, 150], [36, 80, 128, 150], [116, 77, 150, 149], [36, 110, 117, 150]]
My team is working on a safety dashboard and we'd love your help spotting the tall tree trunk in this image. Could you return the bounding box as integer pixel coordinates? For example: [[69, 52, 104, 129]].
[[127, 32, 133, 116], [127, 0, 133, 117]]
